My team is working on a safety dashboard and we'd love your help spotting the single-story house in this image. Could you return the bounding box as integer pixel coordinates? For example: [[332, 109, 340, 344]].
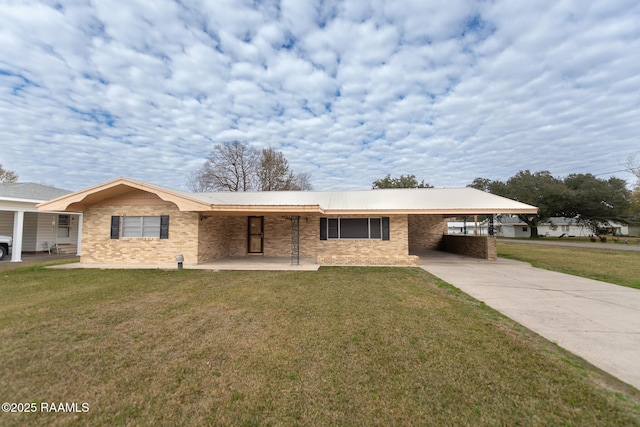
[[498, 216, 629, 238], [37, 177, 537, 266], [447, 220, 489, 236], [0, 182, 82, 262]]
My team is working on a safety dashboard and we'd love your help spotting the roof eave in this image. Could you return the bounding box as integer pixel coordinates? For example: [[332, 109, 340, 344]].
[[37, 177, 212, 212], [202, 205, 325, 215], [321, 208, 539, 215]]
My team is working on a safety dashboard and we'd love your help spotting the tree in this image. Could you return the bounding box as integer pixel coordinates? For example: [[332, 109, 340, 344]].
[[188, 142, 312, 192], [630, 186, 640, 220], [372, 174, 433, 189], [470, 171, 569, 238], [625, 152, 640, 183], [293, 172, 313, 191], [471, 170, 632, 237], [258, 147, 297, 191], [563, 174, 630, 233], [0, 164, 18, 183], [188, 141, 259, 192]]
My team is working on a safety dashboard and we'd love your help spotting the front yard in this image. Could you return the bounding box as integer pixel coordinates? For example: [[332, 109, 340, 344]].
[[498, 241, 640, 289], [1, 265, 638, 425]]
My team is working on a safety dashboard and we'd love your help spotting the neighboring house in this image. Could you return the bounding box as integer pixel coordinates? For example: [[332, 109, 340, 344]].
[[447, 220, 489, 236], [38, 177, 537, 266], [0, 183, 82, 262], [497, 216, 629, 238]]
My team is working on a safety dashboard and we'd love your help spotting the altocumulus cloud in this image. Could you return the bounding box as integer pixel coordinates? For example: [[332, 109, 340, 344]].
[[1, 0, 639, 190]]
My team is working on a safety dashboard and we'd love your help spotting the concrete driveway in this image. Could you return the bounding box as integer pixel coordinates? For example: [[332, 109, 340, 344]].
[[419, 251, 640, 390]]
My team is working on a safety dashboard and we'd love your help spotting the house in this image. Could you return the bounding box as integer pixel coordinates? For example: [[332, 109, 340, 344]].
[[0, 183, 82, 262], [497, 216, 629, 238], [447, 220, 489, 236], [37, 177, 537, 266]]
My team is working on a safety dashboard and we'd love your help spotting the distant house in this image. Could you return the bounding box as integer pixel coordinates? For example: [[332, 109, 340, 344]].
[[497, 216, 629, 238], [38, 177, 537, 266], [0, 183, 81, 261], [446, 221, 489, 236]]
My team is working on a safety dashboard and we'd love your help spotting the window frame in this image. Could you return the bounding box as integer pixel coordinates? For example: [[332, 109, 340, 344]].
[[57, 214, 70, 238], [324, 217, 385, 240], [117, 215, 169, 239]]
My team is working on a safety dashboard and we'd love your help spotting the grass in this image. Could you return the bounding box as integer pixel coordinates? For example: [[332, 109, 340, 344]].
[[1, 265, 639, 426], [498, 241, 640, 289]]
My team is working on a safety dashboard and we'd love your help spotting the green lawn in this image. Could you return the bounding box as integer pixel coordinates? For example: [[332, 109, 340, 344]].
[[498, 241, 640, 289], [1, 265, 639, 426]]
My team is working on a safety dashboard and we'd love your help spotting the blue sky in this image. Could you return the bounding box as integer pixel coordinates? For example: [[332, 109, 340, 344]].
[[1, 0, 639, 191]]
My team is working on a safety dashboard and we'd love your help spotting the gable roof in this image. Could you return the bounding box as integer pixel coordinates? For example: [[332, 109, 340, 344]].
[[38, 177, 538, 215], [0, 182, 71, 203]]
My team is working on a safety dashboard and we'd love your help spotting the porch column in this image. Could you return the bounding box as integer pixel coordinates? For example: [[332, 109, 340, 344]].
[[11, 210, 24, 262], [76, 213, 83, 256]]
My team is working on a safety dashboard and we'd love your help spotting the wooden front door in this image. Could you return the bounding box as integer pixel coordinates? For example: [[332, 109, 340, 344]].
[[248, 216, 264, 254]]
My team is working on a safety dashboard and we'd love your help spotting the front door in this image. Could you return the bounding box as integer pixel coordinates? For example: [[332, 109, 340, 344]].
[[248, 216, 264, 254]]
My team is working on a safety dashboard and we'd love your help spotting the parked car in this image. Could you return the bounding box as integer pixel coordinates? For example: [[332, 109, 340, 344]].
[[0, 235, 12, 260]]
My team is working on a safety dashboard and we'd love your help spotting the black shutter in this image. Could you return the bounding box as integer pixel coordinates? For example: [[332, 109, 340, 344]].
[[160, 215, 170, 239], [319, 217, 327, 240], [382, 217, 390, 241], [110, 216, 120, 239]]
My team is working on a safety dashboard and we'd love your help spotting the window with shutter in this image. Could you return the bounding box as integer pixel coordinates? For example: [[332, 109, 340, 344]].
[[110, 216, 120, 239]]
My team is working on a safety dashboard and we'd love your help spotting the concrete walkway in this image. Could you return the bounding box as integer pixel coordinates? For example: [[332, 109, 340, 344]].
[[49, 256, 320, 271], [419, 251, 640, 390]]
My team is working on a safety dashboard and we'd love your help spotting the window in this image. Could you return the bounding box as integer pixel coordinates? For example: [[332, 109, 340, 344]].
[[320, 217, 389, 240], [116, 215, 169, 239], [522, 227, 528, 232], [57, 214, 70, 238]]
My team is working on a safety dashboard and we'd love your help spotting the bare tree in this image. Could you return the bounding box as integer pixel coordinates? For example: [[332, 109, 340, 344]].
[[626, 152, 640, 183], [258, 147, 296, 191], [188, 142, 313, 192], [293, 172, 313, 190], [0, 164, 18, 183], [189, 141, 259, 192]]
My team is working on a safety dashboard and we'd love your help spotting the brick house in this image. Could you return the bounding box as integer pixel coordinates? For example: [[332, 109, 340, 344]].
[[37, 177, 537, 266]]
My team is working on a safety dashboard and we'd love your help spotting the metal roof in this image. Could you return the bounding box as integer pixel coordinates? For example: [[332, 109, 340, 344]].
[[0, 182, 71, 202], [37, 177, 538, 215], [187, 187, 537, 214]]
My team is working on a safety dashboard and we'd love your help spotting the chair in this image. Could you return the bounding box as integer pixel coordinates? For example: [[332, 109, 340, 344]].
[[43, 242, 59, 254]]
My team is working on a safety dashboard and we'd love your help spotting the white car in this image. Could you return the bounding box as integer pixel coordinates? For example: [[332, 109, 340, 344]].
[[0, 235, 12, 260]]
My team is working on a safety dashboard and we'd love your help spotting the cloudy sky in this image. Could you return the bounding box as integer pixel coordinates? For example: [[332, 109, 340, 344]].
[[1, 0, 639, 191]]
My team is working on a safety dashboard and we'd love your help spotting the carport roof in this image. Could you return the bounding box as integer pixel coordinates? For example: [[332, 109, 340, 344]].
[[38, 177, 538, 215], [0, 182, 71, 203]]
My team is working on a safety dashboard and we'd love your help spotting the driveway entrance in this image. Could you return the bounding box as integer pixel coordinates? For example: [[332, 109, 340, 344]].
[[419, 250, 640, 390]]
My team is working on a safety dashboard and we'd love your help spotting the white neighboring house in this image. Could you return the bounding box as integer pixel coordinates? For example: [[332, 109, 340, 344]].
[[447, 221, 490, 235], [0, 183, 82, 262], [497, 216, 629, 238]]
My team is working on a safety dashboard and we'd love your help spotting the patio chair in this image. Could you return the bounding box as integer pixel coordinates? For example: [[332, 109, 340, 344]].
[[43, 242, 59, 254]]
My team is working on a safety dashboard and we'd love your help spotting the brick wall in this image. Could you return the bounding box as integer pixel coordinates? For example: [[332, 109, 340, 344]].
[[82, 207, 445, 266], [198, 216, 231, 262], [82, 202, 199, 264], [198, 215, 319, 259], [317, 214, 419, 266], [408, 214, 446, 252], [440, 235, 497, 260]]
